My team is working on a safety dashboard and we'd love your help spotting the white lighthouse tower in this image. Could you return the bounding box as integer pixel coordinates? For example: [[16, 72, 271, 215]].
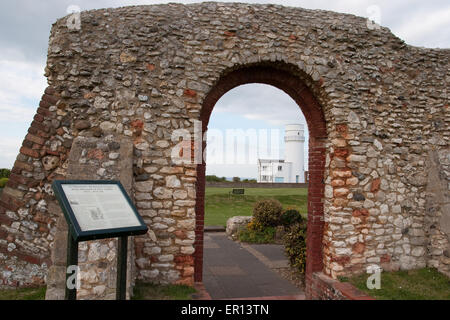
[[257, 123, 306, 184], [284, 124, 305, 183]]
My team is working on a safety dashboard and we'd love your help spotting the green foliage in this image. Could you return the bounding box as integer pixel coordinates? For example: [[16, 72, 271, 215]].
[[0, 169, 10, 179], [239, 226, 276, 244], [132, 282, 196, 300], [253, 199, 283, 228], [0, 178, 8, 188], [206, 175, 228, 182], [206, 176, 258, 184], [0, 286, 46, 300], [280, 209, 304, 227], [283, 222, 307, 274]]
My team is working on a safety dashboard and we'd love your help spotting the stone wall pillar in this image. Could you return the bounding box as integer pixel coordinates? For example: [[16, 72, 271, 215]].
[[45, 136, 134, 300]]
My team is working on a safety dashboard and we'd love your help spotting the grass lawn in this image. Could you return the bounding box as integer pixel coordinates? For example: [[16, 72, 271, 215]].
[[0, 286, 46, 300], [132, 282, 196, 300], [341, 268, 450, 300], [205, 187, 308, 227]]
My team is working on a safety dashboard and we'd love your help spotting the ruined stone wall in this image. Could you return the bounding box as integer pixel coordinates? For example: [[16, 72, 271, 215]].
[[0, 2, 448, 293], [425, 149, 450, 276]]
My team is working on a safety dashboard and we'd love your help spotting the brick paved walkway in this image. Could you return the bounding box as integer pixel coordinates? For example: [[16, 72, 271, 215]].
[[201, 232, 305, 300]]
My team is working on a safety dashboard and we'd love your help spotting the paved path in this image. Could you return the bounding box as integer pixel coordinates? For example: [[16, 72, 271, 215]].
[[202, 232, 305, 300]]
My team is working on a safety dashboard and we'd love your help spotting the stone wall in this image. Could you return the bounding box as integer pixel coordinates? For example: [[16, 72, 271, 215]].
[[0, 2, 448, 297], [307, 272, 374, 300], [425, 149, 450, 276]]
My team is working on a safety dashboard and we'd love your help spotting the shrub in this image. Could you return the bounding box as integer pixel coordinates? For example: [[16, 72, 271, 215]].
[[253, 199, 283, 228], [0, 178, 8, 188], [247, 219, 263, 232], [232, 177, 241, 182], [280, 209, 303, 227], [239, 226, 276, 244], [0, 169, 10, 179], [283, 222, 307, 274]]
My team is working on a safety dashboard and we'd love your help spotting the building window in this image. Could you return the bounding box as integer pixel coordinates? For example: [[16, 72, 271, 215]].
[[262, 166, 267, 170], [262, 175, 268, 181], [278, 166, 282, 171]]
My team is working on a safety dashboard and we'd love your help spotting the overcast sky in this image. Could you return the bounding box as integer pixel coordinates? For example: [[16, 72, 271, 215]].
[[0, 0, 449, 178]]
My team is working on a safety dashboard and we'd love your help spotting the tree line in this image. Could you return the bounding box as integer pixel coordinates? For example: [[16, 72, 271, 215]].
[[206, 175, 257, 183]]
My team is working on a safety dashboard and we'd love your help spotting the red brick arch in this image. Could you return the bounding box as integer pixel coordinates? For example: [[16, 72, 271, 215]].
[[194, 64, 327, 289]]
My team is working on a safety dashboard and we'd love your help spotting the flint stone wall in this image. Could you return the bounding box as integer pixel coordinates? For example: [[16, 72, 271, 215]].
[[0, 2, 448, 295]]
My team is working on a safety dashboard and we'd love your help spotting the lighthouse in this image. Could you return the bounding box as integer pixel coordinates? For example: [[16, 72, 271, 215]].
[[284, 124, 305, 183], [257, 124, 306, 183]]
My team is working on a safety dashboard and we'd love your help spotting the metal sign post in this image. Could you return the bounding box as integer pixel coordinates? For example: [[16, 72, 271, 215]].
[[116, 236, 128, 300], [52, 180, 148, 301]]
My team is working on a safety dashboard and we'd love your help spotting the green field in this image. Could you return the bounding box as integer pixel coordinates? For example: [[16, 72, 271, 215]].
[[0, 287, 46, 300], [205, 187, 308, 227]]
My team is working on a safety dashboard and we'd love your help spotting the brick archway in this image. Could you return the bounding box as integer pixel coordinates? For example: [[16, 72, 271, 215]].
[[194, 64, 327, 289]]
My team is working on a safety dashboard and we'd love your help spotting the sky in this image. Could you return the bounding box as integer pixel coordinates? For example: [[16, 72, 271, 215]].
[[0, 0, 448, 178]]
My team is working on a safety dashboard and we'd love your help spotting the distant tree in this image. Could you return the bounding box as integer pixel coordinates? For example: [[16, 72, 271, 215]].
[[206, 175, 222, 182], [232, 177, 241, 182], [0, 169, 11, 179], [220, 177, 228, 182], [249, 179, 257, 183]]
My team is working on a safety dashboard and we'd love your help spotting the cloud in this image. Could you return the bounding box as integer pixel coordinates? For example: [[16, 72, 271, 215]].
[[214, 84, 307, 127], [0, 58, 47, 124], [0, 56, 46, 168], [393, 5, 450, 48], [0, 137, 22, 168], [0, 0, 448, 171]]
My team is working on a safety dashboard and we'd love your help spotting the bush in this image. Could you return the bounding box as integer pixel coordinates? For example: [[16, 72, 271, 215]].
[[232, 177, 241, 182], [280, 209, 303, 227], [246, 219, 263, 232], [283, 222, 307, 274], [253, 199, 283, 228], [0, 178, 8, 188], [239, 226, 276, 244], [0, 169, 10, 179]]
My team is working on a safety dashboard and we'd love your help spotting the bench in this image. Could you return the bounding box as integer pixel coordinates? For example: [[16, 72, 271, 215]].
[[229, 188, 245, 199]]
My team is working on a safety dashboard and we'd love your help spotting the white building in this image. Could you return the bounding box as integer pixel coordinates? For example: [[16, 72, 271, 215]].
[[257, 124, 306, 183]]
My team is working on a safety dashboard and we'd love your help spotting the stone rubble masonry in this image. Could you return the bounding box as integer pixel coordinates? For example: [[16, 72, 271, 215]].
[[226, 216, 253, 240], [0, 2, 448, 299], [307, 272, 375, 300], [45, 136, 135, 300]]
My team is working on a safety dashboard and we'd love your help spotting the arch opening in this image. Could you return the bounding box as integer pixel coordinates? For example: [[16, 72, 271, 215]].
[[194, 64, 327, 293]]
